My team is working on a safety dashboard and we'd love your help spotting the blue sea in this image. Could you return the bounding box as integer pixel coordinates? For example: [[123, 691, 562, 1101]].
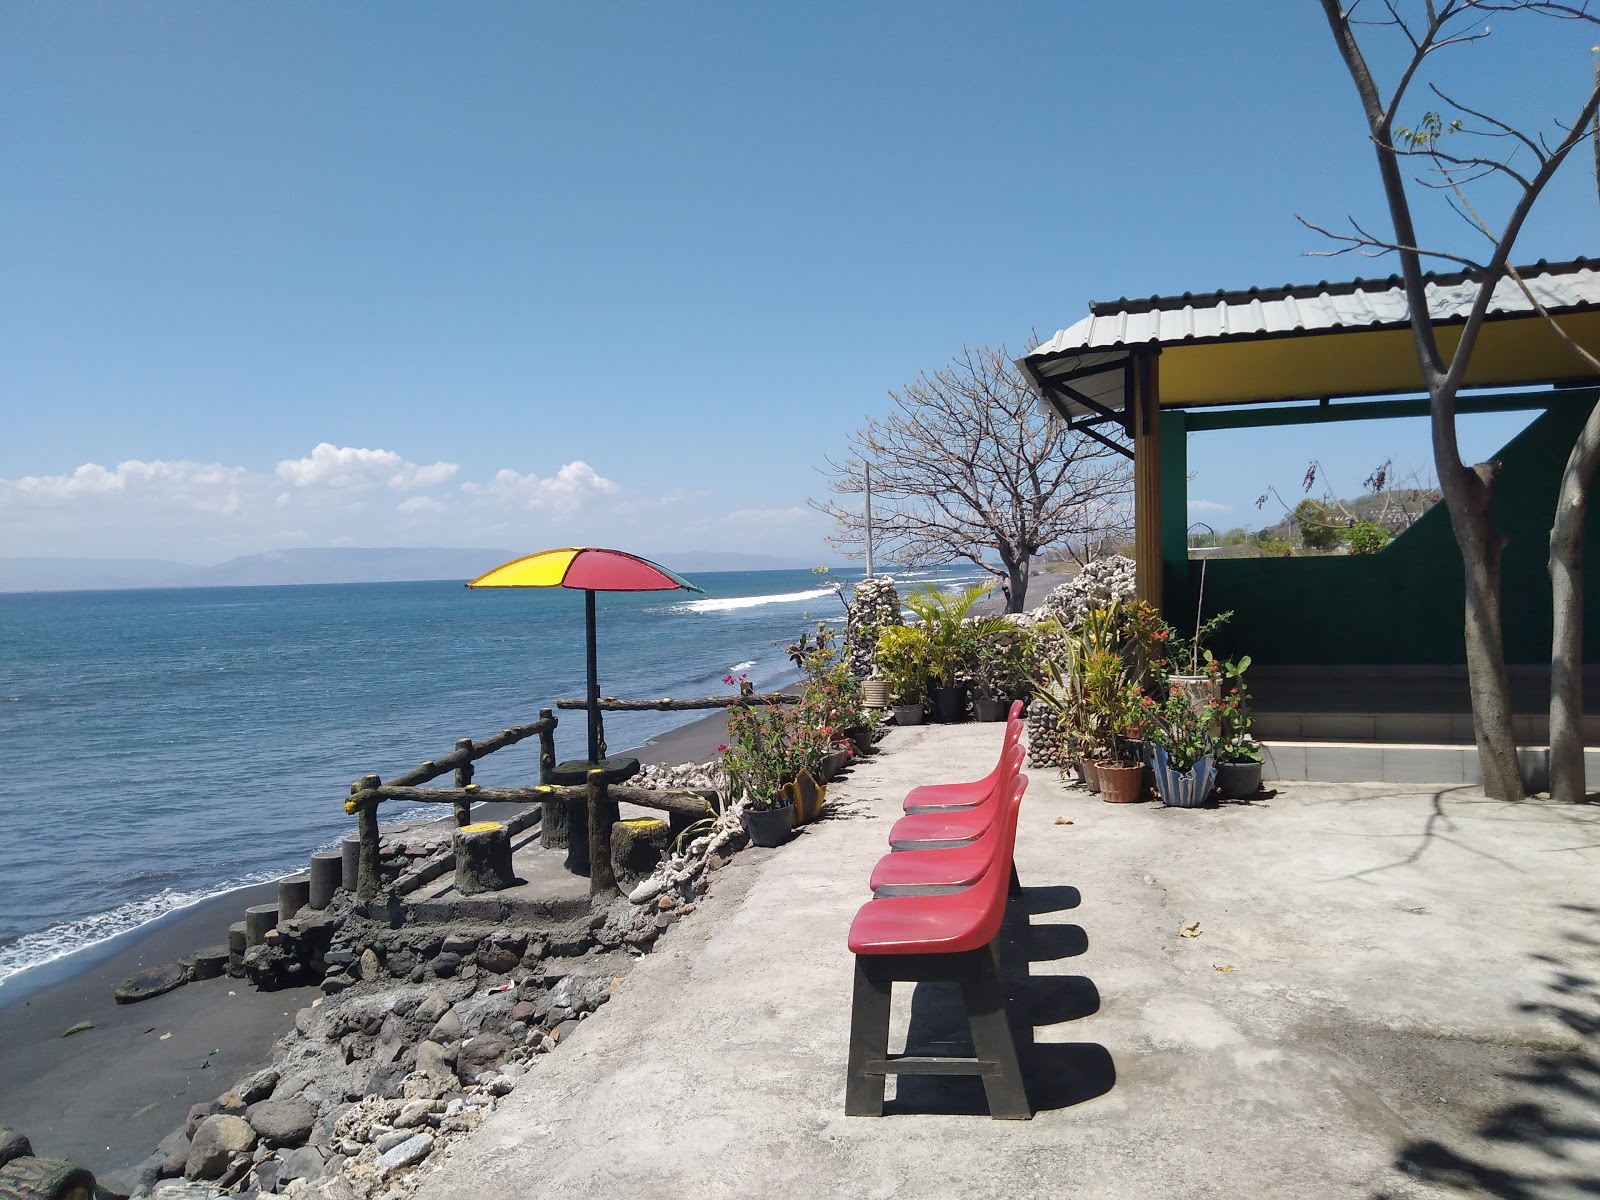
[[0, 566, 982, 991]]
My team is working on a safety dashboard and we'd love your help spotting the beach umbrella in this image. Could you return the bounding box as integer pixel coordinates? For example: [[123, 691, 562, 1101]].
[[467, 547, 703, 766]]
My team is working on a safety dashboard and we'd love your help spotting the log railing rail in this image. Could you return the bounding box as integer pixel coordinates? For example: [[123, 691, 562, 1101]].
[[345, 709, 558, 898], [554, 693, 798, 712], [344, 692, 785, 899]]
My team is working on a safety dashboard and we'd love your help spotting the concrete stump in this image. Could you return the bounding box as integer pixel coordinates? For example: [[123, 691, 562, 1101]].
[[244, 903, 278, 947], [611, 817, 671, 888], [277, 874, 310, 923], [341, 835, 361, 891], [308, 851, 342, 909], [192, 945, 229, 981], [227, 922, 247, 955], [453, 822, 515, 895]]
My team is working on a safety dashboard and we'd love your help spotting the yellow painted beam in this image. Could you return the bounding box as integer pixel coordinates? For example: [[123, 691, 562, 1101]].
[[1160, 311, 1600, 407]]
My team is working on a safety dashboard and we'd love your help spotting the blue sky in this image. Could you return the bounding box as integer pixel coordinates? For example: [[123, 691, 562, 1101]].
[[2, 2, 1593, 565]]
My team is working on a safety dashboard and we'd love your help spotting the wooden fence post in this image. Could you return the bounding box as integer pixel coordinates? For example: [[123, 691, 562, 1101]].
[[453, 738, 475, 828], [587, 768, 619, 896], [540, 708, 572, 850], [356, 774, 382, 899], [538, 709, 556, 781]]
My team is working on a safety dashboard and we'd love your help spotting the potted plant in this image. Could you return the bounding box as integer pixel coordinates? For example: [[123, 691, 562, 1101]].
[[1142, 688, 1220, 808], [876, 624, 932, 726], [1213, 656, 1263, 799], [720, 702, 796, 846], [903, 582, 990, 723], [1094, 682, 1147, 803]]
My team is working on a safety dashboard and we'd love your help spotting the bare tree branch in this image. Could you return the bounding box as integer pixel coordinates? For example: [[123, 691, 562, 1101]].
[[809, 342, 1131, 612]]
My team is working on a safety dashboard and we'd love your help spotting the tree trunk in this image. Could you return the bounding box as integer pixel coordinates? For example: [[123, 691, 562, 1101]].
[[1549, 395, 1600, 802], [1005, 559, 1029, 614], [1443, 476, 1525, 800]]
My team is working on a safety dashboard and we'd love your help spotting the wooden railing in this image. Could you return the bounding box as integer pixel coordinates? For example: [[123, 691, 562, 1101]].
[[342, 705, 719, 899]]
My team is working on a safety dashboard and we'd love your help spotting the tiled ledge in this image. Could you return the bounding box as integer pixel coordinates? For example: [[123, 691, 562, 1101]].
[[1262, 741, 1597, 790], [1254, 712, 1600, 745]]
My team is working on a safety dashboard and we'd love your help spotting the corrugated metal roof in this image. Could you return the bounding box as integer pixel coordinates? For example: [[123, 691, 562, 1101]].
[[1029, 258, 1600, 359], [1021, 258, 1600, 432]]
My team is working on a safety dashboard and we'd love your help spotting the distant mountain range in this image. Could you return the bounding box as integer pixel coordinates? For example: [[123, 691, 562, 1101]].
[[0, 547, 811, 593]]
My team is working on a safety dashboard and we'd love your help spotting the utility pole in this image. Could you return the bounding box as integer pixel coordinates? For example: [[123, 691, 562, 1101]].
[[864, 462, 875, 579]]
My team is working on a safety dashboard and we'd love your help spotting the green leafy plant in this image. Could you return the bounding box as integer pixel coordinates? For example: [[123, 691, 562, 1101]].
[[875, 624, 933, 704], [1346, 520, 1391, 555], [902, 582, 990, 688]]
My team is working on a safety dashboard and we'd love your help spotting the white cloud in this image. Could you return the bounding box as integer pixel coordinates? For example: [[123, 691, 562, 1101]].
[[3, 458, 250, 514], [275, 443, 458, 492], [461, 460, 620, 516], [397, 496, 445, 515], [1187, 499, 1232, 515]]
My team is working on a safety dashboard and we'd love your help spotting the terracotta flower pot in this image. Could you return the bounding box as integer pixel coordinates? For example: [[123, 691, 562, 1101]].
[[1096, 761, 1145, 804], [1081, 759, 1102, 794]]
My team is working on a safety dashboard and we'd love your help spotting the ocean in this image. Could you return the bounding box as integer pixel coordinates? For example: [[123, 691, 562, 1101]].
[[0, 566, 982, 991]]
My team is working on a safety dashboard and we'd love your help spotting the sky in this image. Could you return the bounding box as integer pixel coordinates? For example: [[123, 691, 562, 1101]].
[[2, 2, 1595, 566]]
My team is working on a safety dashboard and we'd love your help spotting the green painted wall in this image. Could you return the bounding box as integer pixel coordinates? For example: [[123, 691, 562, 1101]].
[[1162, 396, 1600, 667]]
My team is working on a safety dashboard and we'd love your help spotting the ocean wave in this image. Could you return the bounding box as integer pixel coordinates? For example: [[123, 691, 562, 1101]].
[[671, 587, 834, 614], [728, 660, 756, 673], [0, 871, 281, 989]]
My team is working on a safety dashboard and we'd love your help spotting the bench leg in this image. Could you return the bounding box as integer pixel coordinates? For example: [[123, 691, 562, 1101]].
[[845, 958, 892, 1116], [961, 945, 1031, 1119]]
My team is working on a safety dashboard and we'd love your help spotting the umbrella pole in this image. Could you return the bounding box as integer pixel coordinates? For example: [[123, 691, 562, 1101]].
[[585, 588, 601, 764]]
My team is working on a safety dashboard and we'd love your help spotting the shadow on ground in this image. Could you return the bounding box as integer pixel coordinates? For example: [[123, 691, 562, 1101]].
[[1379, 903, 1600, 1199], [885, 883, 1116, 1116]]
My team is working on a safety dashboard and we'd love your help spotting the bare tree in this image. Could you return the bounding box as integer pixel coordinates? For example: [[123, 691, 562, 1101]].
[[811, 343, 1132, 613], [1314, 0, 1600, 800]]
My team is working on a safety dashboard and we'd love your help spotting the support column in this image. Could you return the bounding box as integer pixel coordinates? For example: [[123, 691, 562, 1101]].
[[1159, 408, 1189, 620], [1132, 348, 1163, 609]]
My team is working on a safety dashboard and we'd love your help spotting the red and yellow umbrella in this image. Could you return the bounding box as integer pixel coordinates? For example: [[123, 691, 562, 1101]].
[[467, 547, 703, 764]]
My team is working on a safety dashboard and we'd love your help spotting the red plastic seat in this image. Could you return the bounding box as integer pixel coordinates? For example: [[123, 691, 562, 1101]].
[[870, 775, 1026, 892], [849, 776, 1028, 955], [888, 743, 1022, 847], [902, 716, 1023, 812]]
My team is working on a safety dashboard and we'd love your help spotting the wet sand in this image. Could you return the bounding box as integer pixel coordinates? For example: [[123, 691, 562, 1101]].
[[0, 881, 318, 1175]]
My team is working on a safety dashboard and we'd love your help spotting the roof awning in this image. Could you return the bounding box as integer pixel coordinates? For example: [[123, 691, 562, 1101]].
[[1020, 258, 1600, 432]]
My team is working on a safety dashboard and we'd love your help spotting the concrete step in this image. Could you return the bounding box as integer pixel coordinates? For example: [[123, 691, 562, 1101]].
[[1263, 741, 1600, 790]]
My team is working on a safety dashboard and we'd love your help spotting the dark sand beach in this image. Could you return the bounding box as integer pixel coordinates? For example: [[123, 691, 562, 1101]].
[[0, 710, 731, 1177]]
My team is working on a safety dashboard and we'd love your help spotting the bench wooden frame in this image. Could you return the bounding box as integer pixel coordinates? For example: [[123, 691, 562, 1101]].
[[844, 771, 1031, 1120]]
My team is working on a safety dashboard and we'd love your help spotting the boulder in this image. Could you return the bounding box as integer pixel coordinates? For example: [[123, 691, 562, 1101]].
[[247, 1096, 316, 1148], [455, 1032, 513, 1081], [278, 1145, 327, 1185], [114, 962, 188, 1004], [232, 1066, 280, 1105], [375, 1132, 434, 1176], [414, 1040, 457, 1078], [426, 1007, 461, 1044], [155, 1127, 191, 1177], [477, 946, 520, 974], [184, 1114, 256, 1179], [430, 952, 462, 979]]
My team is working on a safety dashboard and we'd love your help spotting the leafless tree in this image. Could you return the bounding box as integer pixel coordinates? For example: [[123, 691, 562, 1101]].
[[1313, 0, 1600, 800], [811, 343, 1132, 613]]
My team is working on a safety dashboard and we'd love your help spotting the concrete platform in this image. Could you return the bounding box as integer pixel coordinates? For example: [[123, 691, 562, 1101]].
[[410, 723, 1600, 1200]]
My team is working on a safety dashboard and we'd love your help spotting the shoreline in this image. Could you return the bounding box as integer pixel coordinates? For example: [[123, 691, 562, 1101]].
[[0, 704, 737, 1177]]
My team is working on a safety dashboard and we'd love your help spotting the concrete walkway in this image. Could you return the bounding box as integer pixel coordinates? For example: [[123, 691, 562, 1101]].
[[412, 725, 1600, 1200]]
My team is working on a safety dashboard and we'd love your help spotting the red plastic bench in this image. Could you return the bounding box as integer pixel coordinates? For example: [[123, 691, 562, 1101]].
[[902, 704, 1025, 812], [871, 771, 1027, 894], [887, 742, 1024, 849], [845, 774, 1031, 1119]]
